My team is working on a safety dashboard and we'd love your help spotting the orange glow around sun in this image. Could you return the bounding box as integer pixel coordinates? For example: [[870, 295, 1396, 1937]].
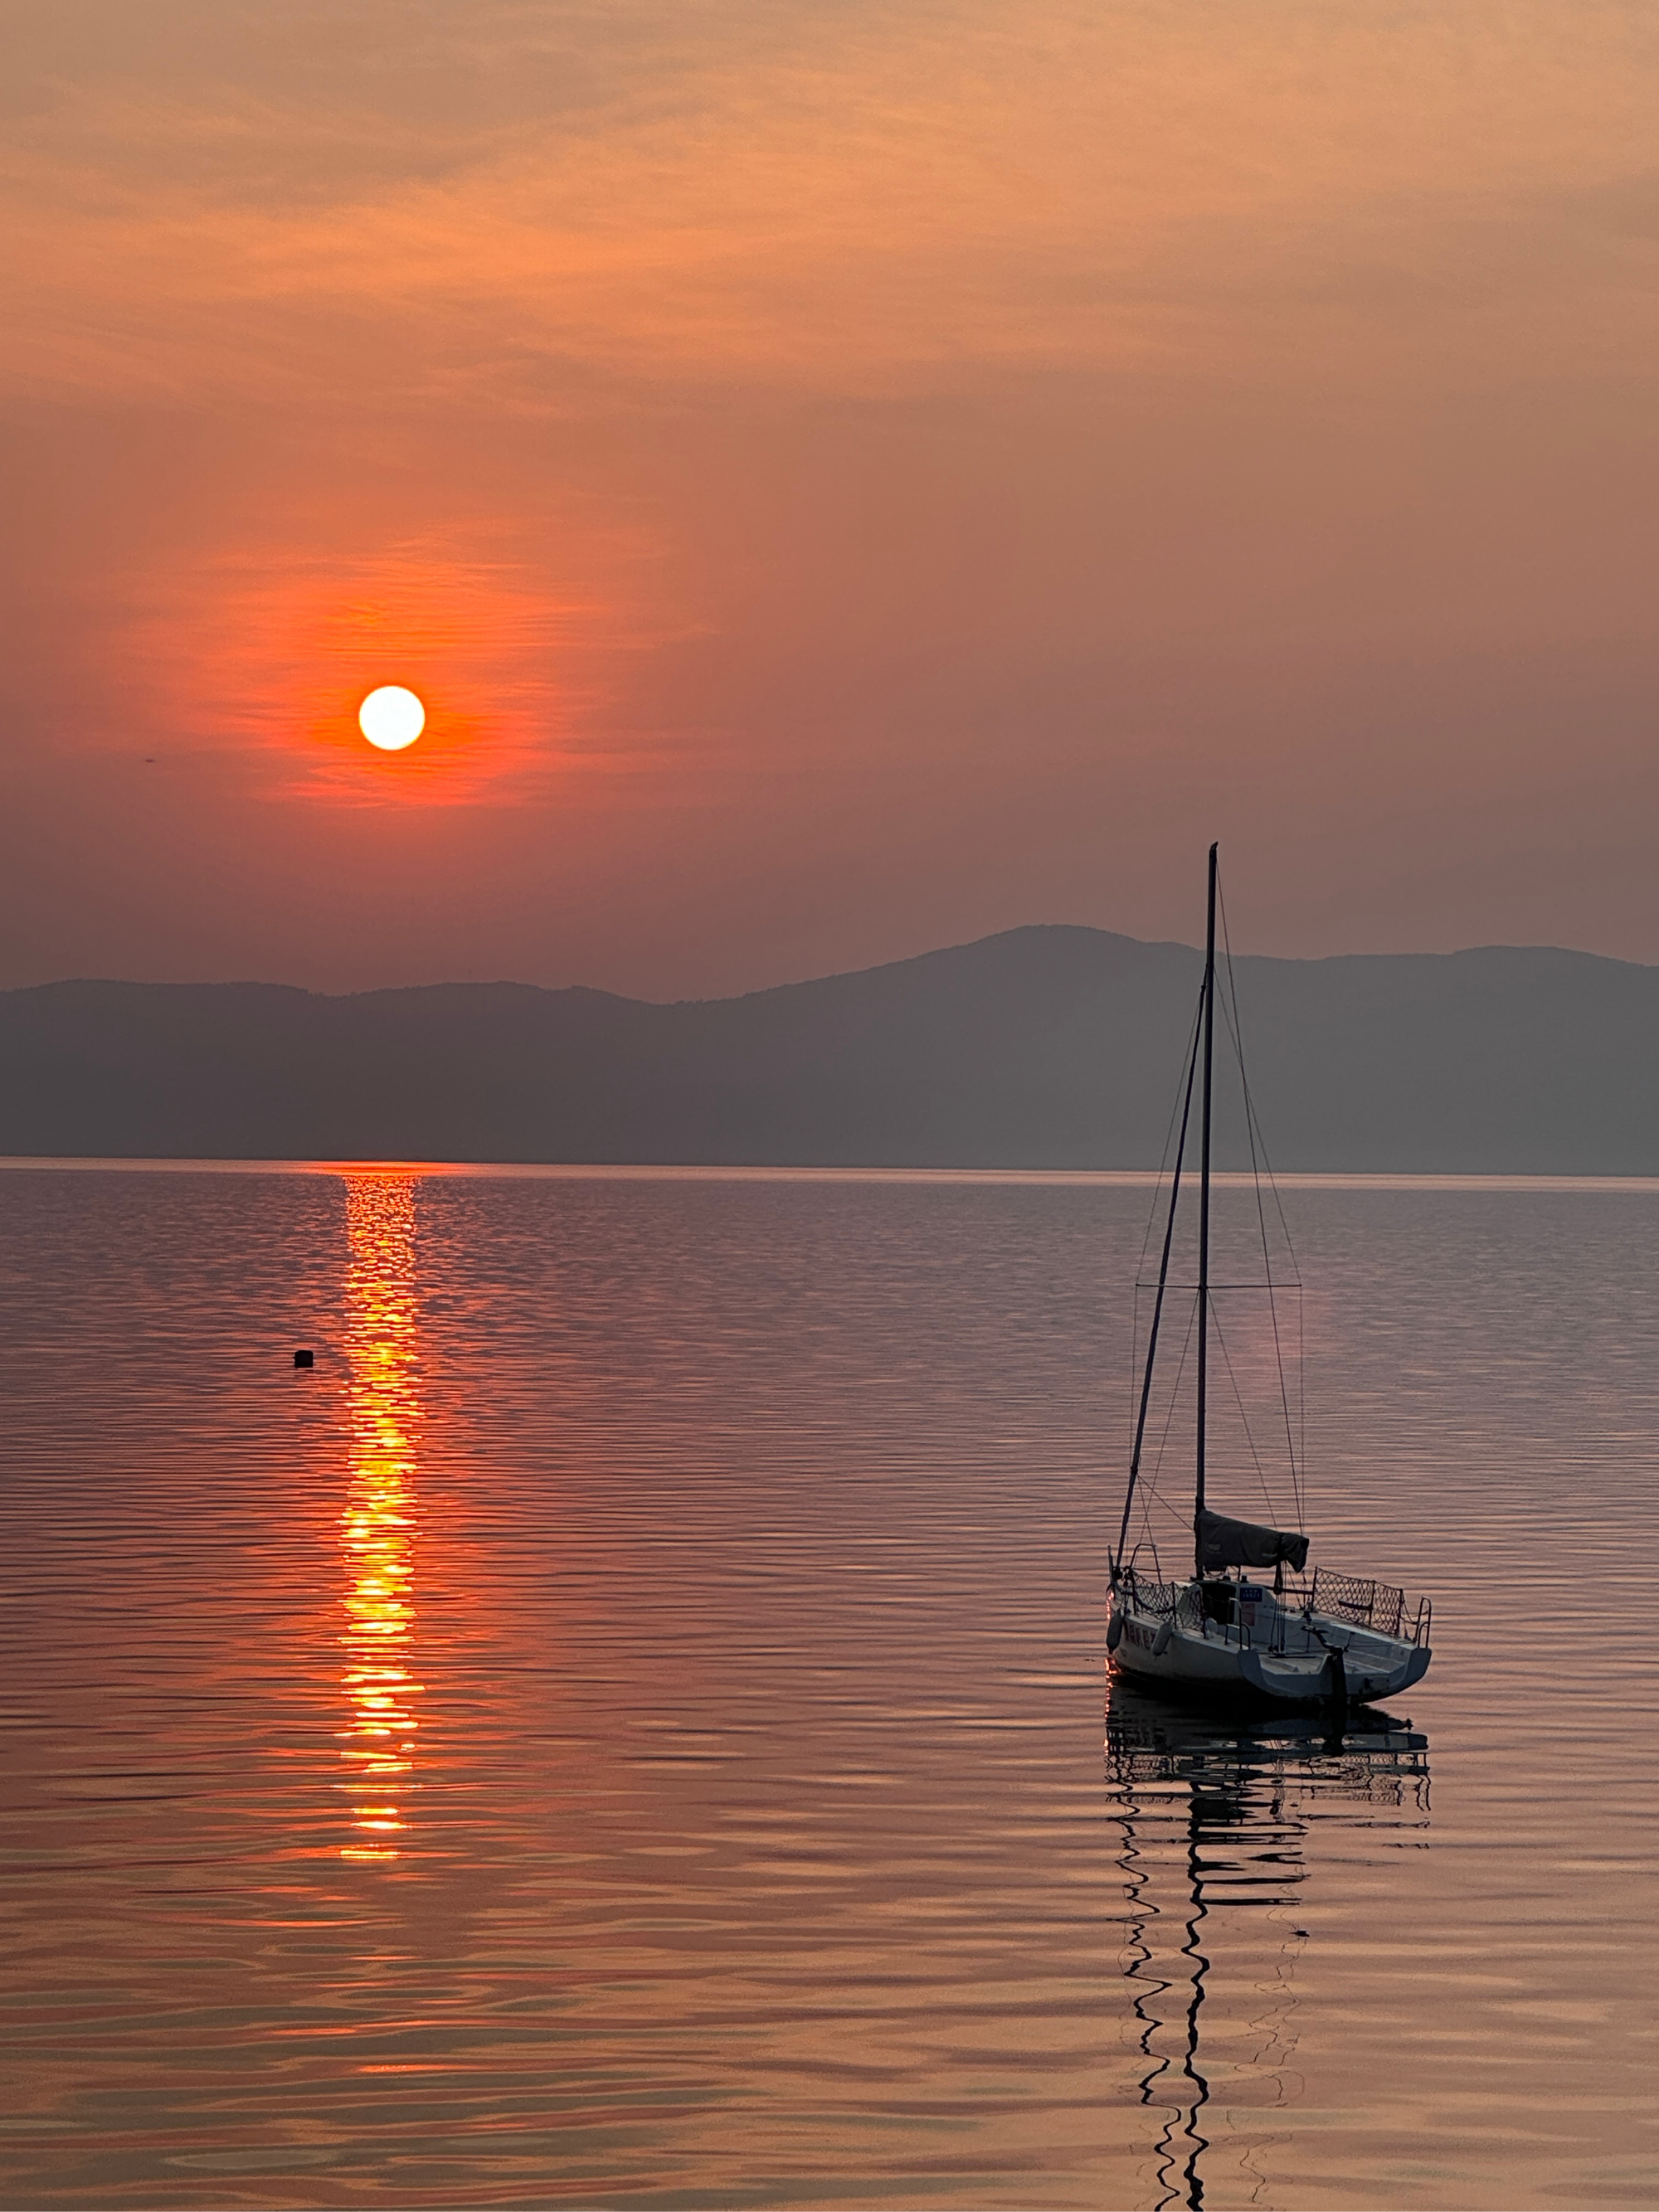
[[137, 537, 609, 805]]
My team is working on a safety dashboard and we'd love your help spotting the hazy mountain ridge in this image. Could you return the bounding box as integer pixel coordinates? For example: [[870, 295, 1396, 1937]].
[[3, 925, 1657, 1170]]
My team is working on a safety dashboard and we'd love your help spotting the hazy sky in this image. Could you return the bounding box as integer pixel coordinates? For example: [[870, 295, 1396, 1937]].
[[5, 0, 1659, 996]]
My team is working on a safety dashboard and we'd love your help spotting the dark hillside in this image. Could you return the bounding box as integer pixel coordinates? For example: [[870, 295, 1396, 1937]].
[[3, 929, 1657, 1170]]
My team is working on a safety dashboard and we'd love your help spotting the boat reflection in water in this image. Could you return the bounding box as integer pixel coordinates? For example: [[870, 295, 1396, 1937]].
[[1107, 1680, 1430, 2210], [338, 1174, 424, 1863]]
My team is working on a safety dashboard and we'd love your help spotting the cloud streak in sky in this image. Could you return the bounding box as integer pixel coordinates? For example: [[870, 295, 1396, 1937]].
[[4, 0, 1659, 991], [12, 1, 1659, 406]]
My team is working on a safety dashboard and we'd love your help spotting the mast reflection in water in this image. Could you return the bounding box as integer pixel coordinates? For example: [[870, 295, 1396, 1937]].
[[338, 1174, 423, 1863], [1108, 1681, 1431, 2210]]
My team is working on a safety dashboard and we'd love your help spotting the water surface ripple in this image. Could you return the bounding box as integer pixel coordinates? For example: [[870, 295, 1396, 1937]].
[[2, 1168, 1656, 2207]]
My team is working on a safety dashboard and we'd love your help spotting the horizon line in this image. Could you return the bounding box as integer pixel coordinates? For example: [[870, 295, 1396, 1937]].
[[4, 1158, 1659, 1194]]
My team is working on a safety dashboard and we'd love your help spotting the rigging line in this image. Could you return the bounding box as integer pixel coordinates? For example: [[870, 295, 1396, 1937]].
[[1216, 882, 1302, 1263], [1215, 894, 1303, 1284], [1214, 982, 1302, 1529], [1216, 884, 1305, 1532], [1209, 1302, 1277, 1526], [1142, 1288, 1199, 1502], [1135, 989, 1207, 1287], [1124, 989, 1205, 1544], [1297, 1292, 1306, 1524], [1212, 933, 1290, 1281], [1136, 1295, 1199, 1570], [1118, 984, 1204, 1568]]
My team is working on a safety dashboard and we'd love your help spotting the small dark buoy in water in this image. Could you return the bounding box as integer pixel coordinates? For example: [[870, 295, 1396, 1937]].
[[294, 1348, 314, 1369]]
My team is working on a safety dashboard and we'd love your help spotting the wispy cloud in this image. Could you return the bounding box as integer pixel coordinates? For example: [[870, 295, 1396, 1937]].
[[10, 0, 1659, 412], [7, 0, 1659, 983]]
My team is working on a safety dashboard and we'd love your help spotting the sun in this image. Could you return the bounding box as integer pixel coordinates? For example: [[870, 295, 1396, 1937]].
[[358, 686, 426, 751]]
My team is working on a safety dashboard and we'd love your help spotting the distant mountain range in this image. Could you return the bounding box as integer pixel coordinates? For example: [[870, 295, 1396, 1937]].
[[2, 926, 1657, 1172]]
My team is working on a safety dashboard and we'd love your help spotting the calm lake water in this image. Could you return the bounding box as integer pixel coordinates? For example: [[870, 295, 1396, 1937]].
[[2, 1165, 1657, 2210]]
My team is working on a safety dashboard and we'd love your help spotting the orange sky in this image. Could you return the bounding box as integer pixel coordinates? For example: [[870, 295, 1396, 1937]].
[[4, 0, 1659, 994]]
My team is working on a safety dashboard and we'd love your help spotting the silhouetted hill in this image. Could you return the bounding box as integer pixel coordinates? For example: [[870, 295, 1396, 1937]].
[[2, 926, 1657, 1170]]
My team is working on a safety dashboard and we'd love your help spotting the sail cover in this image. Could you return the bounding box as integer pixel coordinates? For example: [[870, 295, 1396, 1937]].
[[1197, 1510, 1309, 1573]]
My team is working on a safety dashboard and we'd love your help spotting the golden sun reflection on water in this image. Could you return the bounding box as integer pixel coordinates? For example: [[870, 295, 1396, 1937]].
[[338, 1174, 423, 1862]]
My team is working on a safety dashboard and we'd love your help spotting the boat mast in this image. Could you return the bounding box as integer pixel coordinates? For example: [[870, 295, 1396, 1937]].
[[1194, 841, 1217, 1578]]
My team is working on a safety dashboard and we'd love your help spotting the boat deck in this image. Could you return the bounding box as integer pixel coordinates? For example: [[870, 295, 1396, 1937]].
[[1121, 1573, 1424, 1670]]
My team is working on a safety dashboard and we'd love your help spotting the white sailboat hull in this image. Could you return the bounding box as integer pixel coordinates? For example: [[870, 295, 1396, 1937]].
[[1110, 1589, 1431, 1708]]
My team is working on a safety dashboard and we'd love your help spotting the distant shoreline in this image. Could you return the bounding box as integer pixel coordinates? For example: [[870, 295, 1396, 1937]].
[[9, 928, 1659, 1174], [6, 1157, 1659, 1194]]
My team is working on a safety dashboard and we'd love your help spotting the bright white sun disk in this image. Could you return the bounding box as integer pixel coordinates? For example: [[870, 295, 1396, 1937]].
[[358, 686, 426, 751]]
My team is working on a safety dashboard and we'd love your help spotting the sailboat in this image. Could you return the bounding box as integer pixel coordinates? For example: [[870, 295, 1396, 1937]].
[[1107, 844, 1433, 1712]]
